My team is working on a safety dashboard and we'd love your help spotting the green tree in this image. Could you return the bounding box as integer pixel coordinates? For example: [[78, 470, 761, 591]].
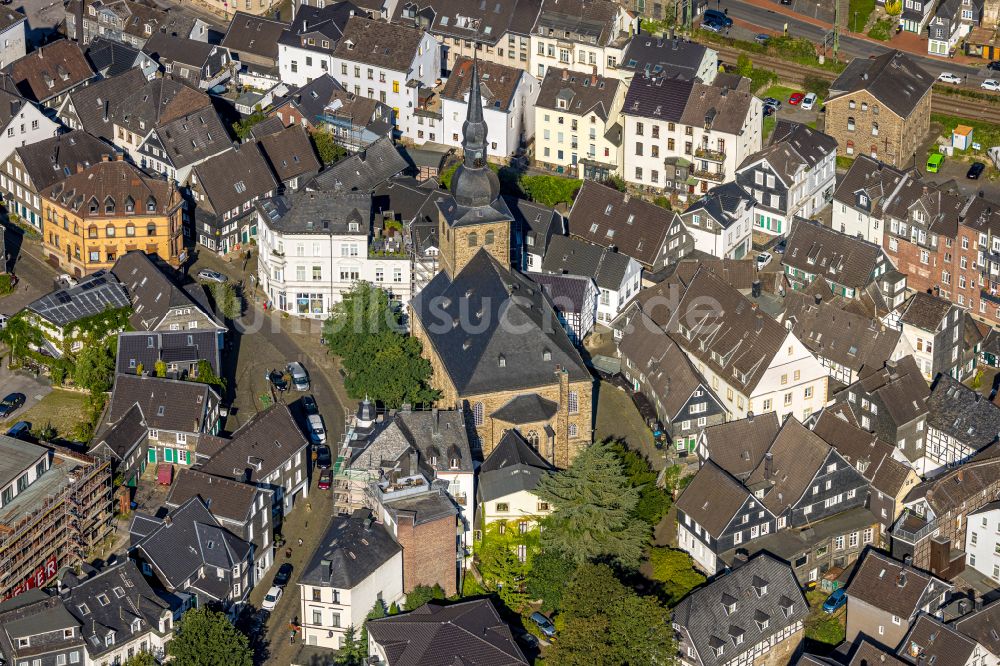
[[210, 282, 241, 320], [0, 273, 13, 295], [154, 360, 167, 378], [122, 653, 157, 666], [519, 175, 582, 207], [535, 442, 650, 569], [191, 359, 226, 391], [336, 626, 367, 666], [547, 563, 677, 665], [803, 75, 832, 99], [600, 175, 627, 192], [475, 520, 540, 611], [736, 53, 754, 78], [323, 282, 438, 408], [0, 315, 42, 363], [648, 547, 706, 605], [310, 128, 348, 165], [167, 607, 253, 666], [608, 442, 672, 527], [884, 0, 902, 15], [526, 550, 577, 612], [232, 107, 267, 140], [74, 343, 114, 393], [403, 584, 446, 610]]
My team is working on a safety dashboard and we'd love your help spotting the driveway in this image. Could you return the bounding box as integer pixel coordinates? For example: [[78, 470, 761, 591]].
[[0, 362, 52, 427], [0, 221, 59, 317]]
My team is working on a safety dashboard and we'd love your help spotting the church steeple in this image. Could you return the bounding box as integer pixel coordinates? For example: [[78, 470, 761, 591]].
[[449, 56, 500, 208]]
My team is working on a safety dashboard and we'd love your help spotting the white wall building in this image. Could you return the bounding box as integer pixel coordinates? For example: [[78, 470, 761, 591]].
[[529, 0, 635, 80], [831, 156, 914, 245], [966, 503, 1000, 585], [0, 93, 59, 166], [679, 182, 755, 259], [0, 9, 26, 70]]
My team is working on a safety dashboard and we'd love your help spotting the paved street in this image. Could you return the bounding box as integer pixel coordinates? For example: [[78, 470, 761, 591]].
[[0, 221, 59, 317], [0, 362, 51, 425], [12, 0, 65, 45]]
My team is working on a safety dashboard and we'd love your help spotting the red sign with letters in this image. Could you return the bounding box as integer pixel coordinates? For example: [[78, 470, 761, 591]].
[[3, 554, 58, 602]]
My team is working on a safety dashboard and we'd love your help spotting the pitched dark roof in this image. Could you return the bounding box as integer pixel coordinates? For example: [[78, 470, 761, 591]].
[[256, 124, 321, 183], [567, 179, 670, 267], [673, 553, 807, 666], [898, 615, 977, 665], [198, 404, 309, 482], [366, 599, 528, 666], [850, 356, 928, 428], [829, 50, 934, 118], [740, 120, 837, 184], [105, 374, 218, 433], [84, 37, 144, 78], [927, 373, 1000, 452], [832, 155, 917, 217], [680, 81, 756, 134], [9, 40, 95, 103], [440, 56, 524, 113], [392, 0, 542, 43], [115, 329, 220, 376], [111, 250, 219, 331], [623, 74, 693, 121], [846, 550, 950, 619], [783, 220, 884, 290], [952, 599, 1000, 657], [142, 106, 232, 170], [905, 445, 1000, 512], [221, 11, 288, 61], [812, 410, 913, 496], [333, 16, 424, 70], [478, 430, 553, 502], [412, 250, 590, 395], [165, 468, 258, 525], [900, 291, 956, 331], [15, 130, 114, 194], [299, 509, 401, 589], [278, 2, 356, 52], [256, 190, 371, 235], [308, 136, 407, 193], [89, 404, 146, 461], [142, 31, 220, 69], [620, 35, 713, 81], [744, 418, 833, 516], [525, 272, 592, 315], [191, 142, 277, 215], [45, 159, 181, 219], [700, 412, 780, 481], [848, 640, 908, 666], [534, 0, 626, 47], [536, 67, 621, 120], [683, 181, 755, 230], [675, 460, 753, 537], [540, 234, 632, 290], [26, 270, 129, 327], [65, 68, 147, 142], [504, 195, 560, 255], [490, 393, 559, 424]]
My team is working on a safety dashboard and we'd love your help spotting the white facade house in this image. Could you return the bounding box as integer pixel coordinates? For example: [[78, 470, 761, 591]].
[[256, 192, 412, 318], [679, 182, 755, 259], [967, 503, 1000, 586], [0, 9, 26, 70], [331, 16, 439, 142], [0, 93, 59, 165], [831, 156, 914, 245], [528, 0, 635, 80], [438, 57, 538, 159]]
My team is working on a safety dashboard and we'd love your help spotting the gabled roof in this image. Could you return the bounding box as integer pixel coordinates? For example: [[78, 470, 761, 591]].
[[506, 195, 560, 255], [673, 554, 807, 666], [849, 355, 928, 428], [256, 124, 321, 183], [9, 40, 95, 103], [832, 155, 917, 216], [164, 468, 259, 525], [89, 404, 146, 462], [535, 67, 621, 121], [846, 550, 950, 619], [700, 412, 781, 481], [680, 81, 755, 135], [440, 56, 524, 114], [526, 271, 592, 316], [308, 136, 407, 193], [191, 142, 277, 215], [332, 16, 424, 70], [111, 250, 220, 331], [412, 249, 590, 395], [744, 418, 834, 516], [927, 373, 1000, 452], [540, 234, 632, 290], [683, 181, 754, 229], [65, 68, 147, 142], [278, 2, 357, 52], [900, 291, 957, 331], [829, 50, 934, 118], [898, 615, 977, 665], [198, 404, 309, 482], [533, 0, 627, 47], [367, 409, 475, 475], [25, 269, 130, 328], [142, 31, 221, 69], [392, 0, 542, 43], [783, 220, 884, 290], [740, 120, 837, 184], [142, 106, 231, 170], [221, 11, 288, 61], [105, 374, 217, 434], [478, 430, 553, 502], [115, 329, 220, 377], [366, 599, 528, 666], [45, 159, 180, 219], [623, 74, 693, 121], [952, 599, 1000, 657], [675, 460, 754, 537], [812, 410, 913, 497], [620, 35, 713, 81], [567, 179, 671, 267], [300, 509, 401, 589], [14, 130, 114, 194], [904, 443, 1000, 513]]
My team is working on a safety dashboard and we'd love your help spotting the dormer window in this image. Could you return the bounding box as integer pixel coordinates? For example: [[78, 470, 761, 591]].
[[498, 355, 506, 367], [131, 618, 141, 632], [542, 349, 551, 361], [17, 637, 29, 648], [146, 196, 156, 212], [64, 628, 75, 639], [859, 194, 868, 207], [105, 631, 115, 647]]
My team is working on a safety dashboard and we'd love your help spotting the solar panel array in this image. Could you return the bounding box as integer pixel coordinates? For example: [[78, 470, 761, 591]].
[[28, 271, 131, 327]]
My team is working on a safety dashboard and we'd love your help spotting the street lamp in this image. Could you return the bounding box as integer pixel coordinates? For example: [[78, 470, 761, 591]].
[[854, 10, 858, 33]]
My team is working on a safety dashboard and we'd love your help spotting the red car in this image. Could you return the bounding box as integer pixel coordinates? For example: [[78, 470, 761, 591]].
[[318, 469, 332, 490], [788, 92, 805, 105]]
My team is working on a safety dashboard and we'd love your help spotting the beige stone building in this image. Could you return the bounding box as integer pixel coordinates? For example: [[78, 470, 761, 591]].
[[825, 50, 934, 168], [410, 63, 593, 468]]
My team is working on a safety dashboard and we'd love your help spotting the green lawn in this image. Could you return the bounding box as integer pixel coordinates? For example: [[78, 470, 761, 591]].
[[595, 381, 655, 459], [761, 85, 797, 102], [2, 389, 91, 441], [836, 155, 856, 170], [849, 0, 877, 32], [764, 115, 777, 141], [932, 113, 1000, 160], [805, 589, 846, 649]]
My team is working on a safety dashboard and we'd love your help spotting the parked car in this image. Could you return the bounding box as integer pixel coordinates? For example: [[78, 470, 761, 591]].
[[968, 161, 986, 179], [287, 361, 310, 391], [763, 104, 776, 117], [701, 20, 722, 32], [272, 563, 293, 588], [755, 33, 770, 44], [774, 239, 787, 254], [315, 445, 332, 469], [0, 393, 26, 418], [261, 586, 282, 611], [308, 414, 327, 444], [788, 92, 804, 105], [266, 370, 289, 392], [530, 612, 557, 639], [0, 314, 7, 330], [703, 8, 732, 26], [6, 421, 30, 439], [982, 79, 1000, 91], [762, 97, 782, 109], [801, 92, 817, 110], [780, 0, 792, 5], [756, 252, 772, 271], [927, 152, 944, 173], [938, 72, 963, 84], [302, 395, 319, 416], [197, 269, 227, 283], [318, 469, 332, 490], [822, 588, 848, 613], [989, 61, 1000, 71]]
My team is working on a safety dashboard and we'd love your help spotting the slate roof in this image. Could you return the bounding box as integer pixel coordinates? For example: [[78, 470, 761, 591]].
[[848, 640, 908, 666], [412, 249, 590, 395], [540, 234, 632, 290], [674, 460, 753, 537], [536, 67, 621, 120], [26, 270, 130, 328], [567, 179, 670, 267], [478, 430, 553, 503], [256, 124, 321, 183], [525, 272, 592, 315], [65, 68, 147, 142], [0, 5, 23, 32], [620, 34, 713, 81], [850, 355, 929, 428], [534, 0, 626, 47], [684, 181, 755, 230], [111, 77, 211, 139], [812, 410, 913, 497], [623, 74, 693, 122], [165, 468, 258, 525], [441, 56, 523, 113], [900, 291, 955, 331], [256, 190, 371, 235], [299, 509, 401, 589], [898, 615, 977, 665], [0, 436, 47, 491], [333, 16, 423, 70], [111, 250, 220, 331], [62, 561, 170, 658], [490, 394, 559, 424], [783, 220, 884, 290], [308, 136, 407, 193], [740, 120, 837, 185], [141, 106, 232, 170], [142, 31, 223, 71], [354, 409, 474, 475], [129, 497, 250, 595], [9, 40, 95, 103], [45, 159, 180, 218], [832, 155, 917, 217], [904, 446, 1000, 514], [14, 130, 114, 194], [277, 2, 356, 52], [392, 0, 542, 44], [672, 553, 807, 666], [927, 374, 1000, 452], [198, 404, 309, 483], [0, 589, 84, 656], [700, 412, 780, 481], [89, 404, 146, 462], [84, 37, 144, 78], [105, 374, 217, 434], [744, 418, 834, 516], [115, 329, 220, 376], [221, 12, 288, 61], [952, 599, 1000, 657], [783, 291, 900, 373], [680, 81, 756, 135], [829, 50, 934, 118], [190, 142, 277, 216], [846, 550, 950, 619], [366, 599, 528, 666], [662, 257, 758, 293], [505, 195, 560, 255]]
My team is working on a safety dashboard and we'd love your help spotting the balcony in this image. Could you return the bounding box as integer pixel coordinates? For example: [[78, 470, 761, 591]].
[[694, 147, 726, 161], [693, 169, 726, 182]]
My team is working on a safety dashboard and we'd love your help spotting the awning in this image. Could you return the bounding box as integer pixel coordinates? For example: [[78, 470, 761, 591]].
[[156, 463, 172, 485]]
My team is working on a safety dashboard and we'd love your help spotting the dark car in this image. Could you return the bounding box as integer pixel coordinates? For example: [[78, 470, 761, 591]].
[[763, 97, 782, 110], [267, 370, 289, 392], [763, 104, 776, 117], [968, 161, 986, 179], [703, 8, 732, 26], [272, 563, 293, 588], [0, 393, 26, 418], [6, 421, 30, 439], [302, 395, 319, 415], [315, 445, 332, 469], [822, 588, 848, 613], [780, 0, 793, 5], [989, 61, 1000, 72]]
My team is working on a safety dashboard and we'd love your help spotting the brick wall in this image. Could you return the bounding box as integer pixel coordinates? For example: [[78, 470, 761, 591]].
[[394, 513, 458, 596], [826, 90, 931, 169]]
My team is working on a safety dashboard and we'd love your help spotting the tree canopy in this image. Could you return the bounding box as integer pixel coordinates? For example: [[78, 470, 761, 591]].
[[534, 441, 650, 570], [323, 282, 438, 408], [311, 128, 348, 165], [167, 607, 253, 666], [648, 547, 707, 606], [73, 342, 115, 393], [475, 521, 540, 611], [525, 549, 578, 613], [403, 584, 446, 611]]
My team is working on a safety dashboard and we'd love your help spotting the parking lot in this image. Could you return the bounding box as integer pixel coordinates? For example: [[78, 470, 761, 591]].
[[0, 363, 52, 430]]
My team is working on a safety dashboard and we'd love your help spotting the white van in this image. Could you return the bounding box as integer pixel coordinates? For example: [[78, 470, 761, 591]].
[[287, 361, 310, 391]]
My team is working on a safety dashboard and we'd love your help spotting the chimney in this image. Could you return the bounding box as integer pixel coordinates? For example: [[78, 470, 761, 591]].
[[75, 161, 84, 173], [814, 293, 823, 305], [116, 152, 124, 161], [561, 69, 569, 81], [163, 516, 172, 527], [101, 154, 111, 162], [897, 570, 907, 588], [764, 452, 773, 479], [958, 468, 965, 482]]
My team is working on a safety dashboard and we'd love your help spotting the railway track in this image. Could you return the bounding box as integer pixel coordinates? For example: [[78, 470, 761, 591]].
[[713, 45, 1000, 124]]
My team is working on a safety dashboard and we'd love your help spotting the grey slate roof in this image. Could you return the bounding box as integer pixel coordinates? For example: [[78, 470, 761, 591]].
[[832, 155, 918, 217], [89, 404, 146, 462], [111, 250, 220, 331], [623, 74, 693, 122], [299, 509, 401, 589], [198, 404, 309, 482], [952, 598, 1000, 657], [308, 136, 408, 193], [0, 589, 83, 656], [899, 614, 977, 665], [392, 0, 542, 44], [221, 12, 288, 62], [490, 394, 559, 424], [812, 410, 913, 497], [684, 181, 755, 230], [278, 2, 356, 52], [105, 374, 218, 434], [541, 234, 631, 290], [65, 68, 147, 142], [828, 50, 934, 118], [525, 272, 592, 315], [366, 599, 528, 666], [620, 34, 713, 81], [567, 179, 671, 267], [846, 550, 951, 620], [332, 16, 423, 70], [478, 429, 553, 503], [258, 190, 371, 235], [744, 418, 834, 517], [680, 81, 756, 134], [25, 270, 130, 328], [926, 373, 1000, 452], [505, 195, 560, 256], [352, 409, 474, 476], [115, 329, 221, 376], [674, 459, 754, 537], [536, 67, 621, 120], [84, 37, 144, 78], [412, 249, 591, 395], [141, 106, 232, 170], [165, 467, 258, 525], [672, 553, 808, 666], [256, 124, 321, 183], [740, 120, 837, 185], [190, 142, 277, 216], [783, 220, 884, 290], [14, 130, 114, 195], [900, 291, 955, 331], [699, 412, 780, 481]]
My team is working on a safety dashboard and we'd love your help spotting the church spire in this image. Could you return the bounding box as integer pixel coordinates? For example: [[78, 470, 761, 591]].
[[461, 57, 488, 169]]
